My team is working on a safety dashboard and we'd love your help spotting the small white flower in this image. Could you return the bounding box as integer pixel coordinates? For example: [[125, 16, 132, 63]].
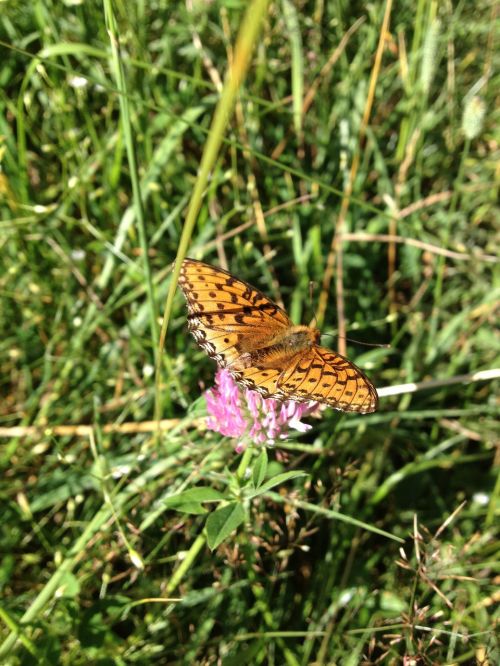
[[68, 76, 88, 89], [472, 492, 489, 506], [112, 464, 132, 479], [143, 363, 155, 378], [71, 249, 86, 261]]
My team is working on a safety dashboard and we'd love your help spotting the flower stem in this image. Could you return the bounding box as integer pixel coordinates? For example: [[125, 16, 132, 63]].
[[237, 447, 253, 481]]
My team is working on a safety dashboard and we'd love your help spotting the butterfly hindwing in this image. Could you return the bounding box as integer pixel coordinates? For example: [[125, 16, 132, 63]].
[[230, 365, 284, 399]]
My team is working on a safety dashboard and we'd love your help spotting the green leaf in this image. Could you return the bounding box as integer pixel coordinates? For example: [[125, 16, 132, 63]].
[[246, 471, 308, 500], [164, 487, 225, 508], [170, 502, 208, 515], [206, 503, 246, 550], [252, 449, 268, 488], [55, 572, 80, 599]]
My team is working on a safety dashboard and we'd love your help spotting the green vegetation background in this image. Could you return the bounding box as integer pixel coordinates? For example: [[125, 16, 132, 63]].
[[0, 0, 498, 663]]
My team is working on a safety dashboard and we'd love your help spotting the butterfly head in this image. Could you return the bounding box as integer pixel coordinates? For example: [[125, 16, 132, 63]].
[[310, 328, 321, 344]]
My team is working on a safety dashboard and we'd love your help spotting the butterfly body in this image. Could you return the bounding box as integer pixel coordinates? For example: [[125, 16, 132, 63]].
[[179, 258, 378, 414], [232, 324, 319, 370]]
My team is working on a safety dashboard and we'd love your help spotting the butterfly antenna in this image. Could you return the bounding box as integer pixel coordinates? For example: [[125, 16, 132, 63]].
[[307, 280, 385, 349], [345, 337, 390, 349], [321, 331, 390, 349], [307, 280, 318, 328]]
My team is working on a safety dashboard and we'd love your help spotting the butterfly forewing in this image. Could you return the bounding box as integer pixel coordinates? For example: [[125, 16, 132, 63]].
[[277, 346, 378, 413], [179, 258, 291, 367], [178, 258, 378, 414]]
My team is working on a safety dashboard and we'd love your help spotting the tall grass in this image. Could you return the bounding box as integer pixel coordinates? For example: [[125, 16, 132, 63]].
[[0, 1, 498, 663]]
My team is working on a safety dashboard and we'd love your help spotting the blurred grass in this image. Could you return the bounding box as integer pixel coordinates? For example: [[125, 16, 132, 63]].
[[0, 1, 499, 664]]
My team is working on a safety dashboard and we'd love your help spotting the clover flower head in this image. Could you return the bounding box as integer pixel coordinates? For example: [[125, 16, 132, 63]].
[[205, 369, 318, 451]]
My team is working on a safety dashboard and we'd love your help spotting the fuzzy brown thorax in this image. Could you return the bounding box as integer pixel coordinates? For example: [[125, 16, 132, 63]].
[[233, 325, 320, 370]]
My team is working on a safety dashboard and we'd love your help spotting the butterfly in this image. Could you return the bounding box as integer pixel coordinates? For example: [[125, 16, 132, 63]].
[[178, 258, 378, 414]]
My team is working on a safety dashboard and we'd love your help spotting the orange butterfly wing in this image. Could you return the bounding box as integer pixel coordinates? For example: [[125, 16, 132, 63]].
[[178, 258, 378, 414], [276, 346, 378, 413], [178, 258, 291, 368], [232, 364, 291, 400]]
